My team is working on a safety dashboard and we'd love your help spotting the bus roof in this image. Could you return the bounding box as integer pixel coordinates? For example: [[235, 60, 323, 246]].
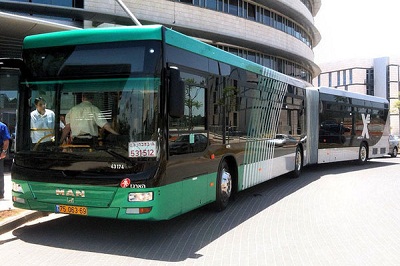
[[315, 86, 388, 104], [23, 24, 304, 86], [23, 24, 164, 49]]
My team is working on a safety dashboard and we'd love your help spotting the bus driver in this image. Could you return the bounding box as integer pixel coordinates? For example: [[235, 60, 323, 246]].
[[60, 93, 118, 145]]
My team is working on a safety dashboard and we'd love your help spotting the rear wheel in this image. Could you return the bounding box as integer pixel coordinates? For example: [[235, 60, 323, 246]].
[[358, 143, 368, 164], [213, 160, 232, 211], [292, 146, 303, 178], [391, 147, 398, 158]]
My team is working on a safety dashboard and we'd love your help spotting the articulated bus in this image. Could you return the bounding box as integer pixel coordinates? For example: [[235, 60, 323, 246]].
[[0, 25, 389, 220]]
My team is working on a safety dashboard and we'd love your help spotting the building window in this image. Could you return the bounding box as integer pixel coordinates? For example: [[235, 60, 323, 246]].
[[366, 69, 374, 96], [229, 0, 238, 15], [10, 0, 84, 27], [247, 51, 256, 62], [247, 3, 255, 20], [349, 69, 353, 84], [193, 0, 205, 7], [26, 0, 83, 8], [206, 0, 217, 9], [343, 70, 346, 85], [179, 0, 313, 48]]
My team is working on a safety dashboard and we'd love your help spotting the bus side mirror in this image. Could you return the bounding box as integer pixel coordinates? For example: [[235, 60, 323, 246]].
[[168, 68, 185, 118]]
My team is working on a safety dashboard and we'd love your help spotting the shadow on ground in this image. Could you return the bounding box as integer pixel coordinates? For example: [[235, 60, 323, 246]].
[[11, 159, 394, 262]]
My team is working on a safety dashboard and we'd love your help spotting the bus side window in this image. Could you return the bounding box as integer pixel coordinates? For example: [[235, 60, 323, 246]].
[[169, 76, 207, 155]]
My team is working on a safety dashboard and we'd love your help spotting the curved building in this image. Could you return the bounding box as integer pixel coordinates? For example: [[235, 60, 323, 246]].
[[0, 0, 321, 82]]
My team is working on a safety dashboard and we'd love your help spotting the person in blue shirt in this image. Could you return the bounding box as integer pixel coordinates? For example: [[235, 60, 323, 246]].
[[0, 121, 11, 199]]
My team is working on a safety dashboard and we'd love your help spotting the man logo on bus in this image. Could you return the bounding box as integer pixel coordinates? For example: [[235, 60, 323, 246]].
[[361, 114, 370, 139]]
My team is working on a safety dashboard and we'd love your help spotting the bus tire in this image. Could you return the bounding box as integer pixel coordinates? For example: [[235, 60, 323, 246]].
[[358, 143, 368, 164], [213, 160, 232, 211], [391, 147, 398, 158], [292, 146, 303, 178]]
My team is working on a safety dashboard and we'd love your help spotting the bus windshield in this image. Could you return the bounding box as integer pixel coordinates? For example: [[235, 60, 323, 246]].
[[17, 41, 162, 172]]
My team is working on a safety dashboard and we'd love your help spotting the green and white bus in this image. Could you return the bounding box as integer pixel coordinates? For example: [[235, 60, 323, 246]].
[[1, 25, 389, 220]]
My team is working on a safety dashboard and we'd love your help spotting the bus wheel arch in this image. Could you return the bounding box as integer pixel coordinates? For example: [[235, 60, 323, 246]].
[[291, 145, 303, 178], [358, 142, 369, 164], [213, 155, 238, 211]]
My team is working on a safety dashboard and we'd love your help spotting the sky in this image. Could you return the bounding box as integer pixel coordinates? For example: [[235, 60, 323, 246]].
[[313, 0, 400, 63]]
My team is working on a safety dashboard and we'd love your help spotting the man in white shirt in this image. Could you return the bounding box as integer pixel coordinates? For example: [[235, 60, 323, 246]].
[[30, 97, 55, 144], [61, 93, 118, 144]]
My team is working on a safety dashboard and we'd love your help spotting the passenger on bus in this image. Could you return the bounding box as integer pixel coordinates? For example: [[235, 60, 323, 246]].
[[30, 97, 56, 144], [60, 93, 118, 145]]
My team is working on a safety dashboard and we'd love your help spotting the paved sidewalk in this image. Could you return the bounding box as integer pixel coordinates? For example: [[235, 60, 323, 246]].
[[0, 172, 46, 234]]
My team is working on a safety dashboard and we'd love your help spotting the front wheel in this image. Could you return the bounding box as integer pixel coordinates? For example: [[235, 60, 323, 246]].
[[358, 143, 368, 164], [213, 160, 233, 211]]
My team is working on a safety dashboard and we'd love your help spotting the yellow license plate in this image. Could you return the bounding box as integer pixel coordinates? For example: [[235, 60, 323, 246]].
[[56, 205, 88, 216]]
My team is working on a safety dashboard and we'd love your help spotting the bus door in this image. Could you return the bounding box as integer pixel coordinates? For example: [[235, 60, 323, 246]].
[[0, 59, 30, 155], [0, 59, 35, 153]]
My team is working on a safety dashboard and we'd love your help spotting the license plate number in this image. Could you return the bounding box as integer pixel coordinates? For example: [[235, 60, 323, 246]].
[[129, 141, 157, 158], [56, 205, 88, 216]]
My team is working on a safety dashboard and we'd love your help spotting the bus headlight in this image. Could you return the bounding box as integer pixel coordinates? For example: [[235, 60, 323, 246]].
[[12, 182, 24, 193], [128, 192, 153, 202]]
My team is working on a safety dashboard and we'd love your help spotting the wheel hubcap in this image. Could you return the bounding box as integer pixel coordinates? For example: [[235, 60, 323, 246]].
[[221, 168, 232, 199], [295, 150, 302, 171], [360, 146, 367, 161]]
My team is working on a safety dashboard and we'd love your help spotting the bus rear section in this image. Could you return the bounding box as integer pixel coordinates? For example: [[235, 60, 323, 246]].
[[306, 87, 390, 165]]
